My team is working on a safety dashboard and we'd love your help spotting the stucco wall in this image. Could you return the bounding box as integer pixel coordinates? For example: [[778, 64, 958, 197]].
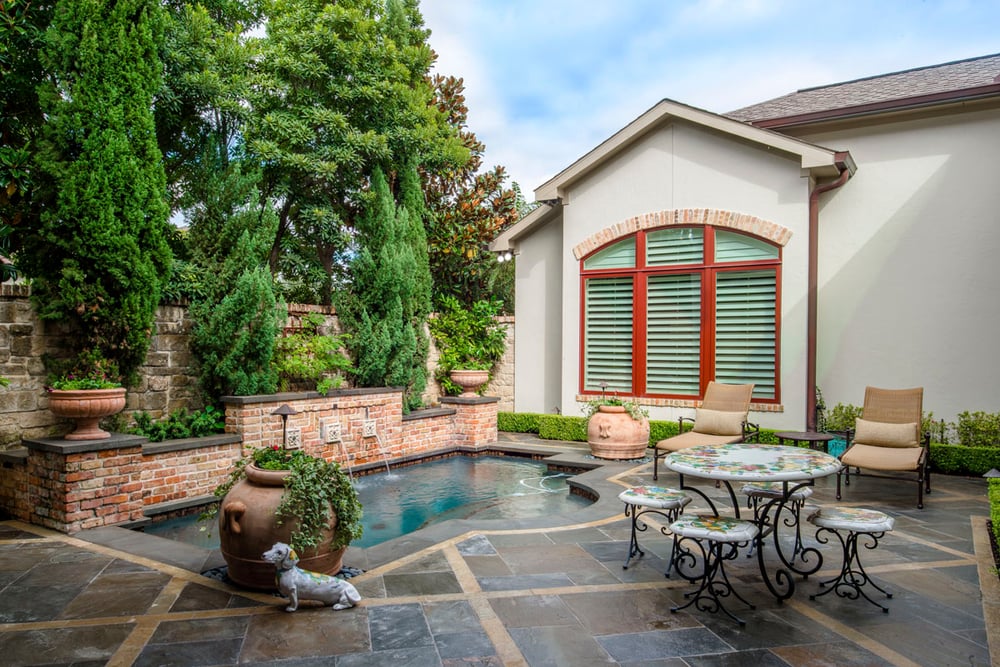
[[540, 121, 812, 427], [800, 107, 1000, 418]]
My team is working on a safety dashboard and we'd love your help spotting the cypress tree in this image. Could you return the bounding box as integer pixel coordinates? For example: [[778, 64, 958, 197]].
[[24, 0, 171, 381], [340, 167, 430, 410]]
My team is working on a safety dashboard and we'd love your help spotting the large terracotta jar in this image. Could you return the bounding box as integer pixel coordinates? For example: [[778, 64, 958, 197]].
[[587, 405, 650, 460], [219, 464, 344, 590], [47, 388, 127, 440]]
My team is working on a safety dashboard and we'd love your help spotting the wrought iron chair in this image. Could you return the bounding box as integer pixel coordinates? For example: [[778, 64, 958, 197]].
[[652, 382, 758, 480], [836, 386, 930, 509]]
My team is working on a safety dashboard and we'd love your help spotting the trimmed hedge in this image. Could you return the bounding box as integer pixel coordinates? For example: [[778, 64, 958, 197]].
[[929, 442, 1000, 476], [500, 411, 1000, 475], [991, 478, 1000, 552]]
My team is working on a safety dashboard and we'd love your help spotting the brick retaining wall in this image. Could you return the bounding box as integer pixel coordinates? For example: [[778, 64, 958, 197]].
[[0, 387, 498, 534]]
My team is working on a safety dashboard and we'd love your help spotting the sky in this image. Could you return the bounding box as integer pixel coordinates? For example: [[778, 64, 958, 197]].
[[418, 0, 1000, 201]]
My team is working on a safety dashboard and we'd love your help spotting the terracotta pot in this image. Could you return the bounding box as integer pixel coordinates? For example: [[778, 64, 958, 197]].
[[587, 405, 650, 460], [219, 464, 345, 590], [47, 388, 127, 441], [449, 369, 490, 397]]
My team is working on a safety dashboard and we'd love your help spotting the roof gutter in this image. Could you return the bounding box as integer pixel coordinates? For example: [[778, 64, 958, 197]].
[[806, 155, 853, 430]]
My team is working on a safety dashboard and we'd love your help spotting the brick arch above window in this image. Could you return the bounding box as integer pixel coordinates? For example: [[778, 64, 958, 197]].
[[572, 209, 792, 260]]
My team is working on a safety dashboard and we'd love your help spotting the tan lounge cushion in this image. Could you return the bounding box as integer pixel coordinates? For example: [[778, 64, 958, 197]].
[[854, 418, 918, 448], [692, 408, 744, 436], [655, 430, 742, 453], [841, 442, 923, 471]]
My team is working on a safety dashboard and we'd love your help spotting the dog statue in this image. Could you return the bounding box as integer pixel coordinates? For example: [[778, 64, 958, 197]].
[[262, 542, 361, 612]]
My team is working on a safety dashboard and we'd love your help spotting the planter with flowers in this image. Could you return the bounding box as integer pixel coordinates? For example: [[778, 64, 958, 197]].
[[205, 445, 363, 590], [429, 296, 507, 397], [584, 391, 650, 460], [46, 353, 126, 441]]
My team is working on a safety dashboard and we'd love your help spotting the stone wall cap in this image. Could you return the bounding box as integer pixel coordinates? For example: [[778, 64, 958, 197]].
[[23, 433, 148, 454], [143, 433, 242, 456], [402, 407, 457, 421], [221, 387, 403, 405], [0, 447, 28, 464], [440, 396, 500, 405]]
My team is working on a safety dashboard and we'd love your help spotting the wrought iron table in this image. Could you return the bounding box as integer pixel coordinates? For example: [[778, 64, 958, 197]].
[[664, 442, 842, 602], [774, 430, 835, 453]]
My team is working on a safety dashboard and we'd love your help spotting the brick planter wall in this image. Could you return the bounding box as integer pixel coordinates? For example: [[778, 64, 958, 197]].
[[1, 387, 499, 534]]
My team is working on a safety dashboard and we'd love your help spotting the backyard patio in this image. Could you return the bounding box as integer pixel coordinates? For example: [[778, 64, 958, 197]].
[[0, 433, 994, 667]]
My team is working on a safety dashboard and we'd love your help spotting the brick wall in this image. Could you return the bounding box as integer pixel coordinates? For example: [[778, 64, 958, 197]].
[[2, 387, 499, 534]]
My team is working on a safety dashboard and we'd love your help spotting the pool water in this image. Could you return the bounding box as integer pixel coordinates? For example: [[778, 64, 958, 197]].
[[143, 455, 591, 549]]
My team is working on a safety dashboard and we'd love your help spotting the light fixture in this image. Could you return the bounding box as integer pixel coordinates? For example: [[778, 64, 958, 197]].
[[271, 404, 300, 447], [503, 251, 513, 261]]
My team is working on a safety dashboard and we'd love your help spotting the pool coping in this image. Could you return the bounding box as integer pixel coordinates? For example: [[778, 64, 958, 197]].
[[77, 436, 646, 575]]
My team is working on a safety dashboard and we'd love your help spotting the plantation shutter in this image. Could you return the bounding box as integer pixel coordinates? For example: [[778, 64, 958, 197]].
[[646, 274, 701, 394], [715, 230, 779, 262], [583, 277, 634, 391], [584, 238, 635, 270], [715, 269, 776, 399], [647, 228, 703, 265]]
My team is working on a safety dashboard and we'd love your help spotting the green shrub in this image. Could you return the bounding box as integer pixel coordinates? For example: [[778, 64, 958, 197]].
[[539, 415, 587, 442], [957, 411, 1000, 448], [929, 442, 1000, 475], [498, 412, 542, 433], [130, 406, 226, 442], [825, 403, 862, 433], [272, 313, 352, 394], [991, 478, 1000, 553]]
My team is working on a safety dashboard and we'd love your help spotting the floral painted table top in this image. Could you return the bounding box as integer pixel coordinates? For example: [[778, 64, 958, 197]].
[[664, 443, 842, 482]]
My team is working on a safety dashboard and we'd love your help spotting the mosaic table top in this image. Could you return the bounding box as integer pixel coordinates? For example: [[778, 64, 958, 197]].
[[664, 442, 842, 482]]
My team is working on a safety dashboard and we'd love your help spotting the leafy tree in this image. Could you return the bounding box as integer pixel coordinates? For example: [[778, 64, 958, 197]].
[[21, 0, 172, 382], [244, 0, 466, 305], [423, 75, 521, 309], [0, 0, 54, 281]]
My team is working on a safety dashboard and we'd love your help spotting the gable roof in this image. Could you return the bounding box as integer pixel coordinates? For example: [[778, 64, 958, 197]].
[[727, 53, 1000, 129], [532, 98, 850, 203]]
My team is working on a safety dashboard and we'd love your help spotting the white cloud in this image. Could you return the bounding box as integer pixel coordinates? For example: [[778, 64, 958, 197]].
[[419, 0, 1000, 198]]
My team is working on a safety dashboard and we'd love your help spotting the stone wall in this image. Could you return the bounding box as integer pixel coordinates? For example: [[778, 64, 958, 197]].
[[0, 290, 515, 449]]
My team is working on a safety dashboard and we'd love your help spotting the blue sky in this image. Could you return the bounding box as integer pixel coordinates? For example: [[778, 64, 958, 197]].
[[419, 0, 1000, 200]]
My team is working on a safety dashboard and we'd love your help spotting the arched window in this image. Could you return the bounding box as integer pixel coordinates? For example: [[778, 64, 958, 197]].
[[580, 226, 780, 402]]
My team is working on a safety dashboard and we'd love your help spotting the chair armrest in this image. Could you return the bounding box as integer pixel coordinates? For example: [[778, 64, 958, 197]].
[[742, 421, 761, 443], [679, 415, 695, 433]]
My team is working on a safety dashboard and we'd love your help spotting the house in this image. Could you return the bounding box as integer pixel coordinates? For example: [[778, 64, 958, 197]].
[[491, 53, 1000, 429]]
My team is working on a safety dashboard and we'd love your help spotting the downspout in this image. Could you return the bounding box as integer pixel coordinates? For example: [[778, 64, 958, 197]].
[[806, 157, 851, 430]]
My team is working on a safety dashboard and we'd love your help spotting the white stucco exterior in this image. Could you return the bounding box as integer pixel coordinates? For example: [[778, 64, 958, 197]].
[[495, 85, 1000, 429], [802, 107, 1000, 420]]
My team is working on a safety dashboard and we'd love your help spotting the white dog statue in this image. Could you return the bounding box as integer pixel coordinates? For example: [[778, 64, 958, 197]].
[[262, 542, 361, 612]]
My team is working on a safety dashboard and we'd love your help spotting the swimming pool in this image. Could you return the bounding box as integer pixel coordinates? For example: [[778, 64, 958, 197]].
[[142, 455, 592, 549]]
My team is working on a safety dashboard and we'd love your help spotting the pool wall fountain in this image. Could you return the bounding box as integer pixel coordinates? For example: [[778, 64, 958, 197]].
[[1, 387, 498, 535]]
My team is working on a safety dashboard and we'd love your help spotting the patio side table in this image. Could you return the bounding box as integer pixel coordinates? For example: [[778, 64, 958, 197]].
[[774, 431, 835, 453]]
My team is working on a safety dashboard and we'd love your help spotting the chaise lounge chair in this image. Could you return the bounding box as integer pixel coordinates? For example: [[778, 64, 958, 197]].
[[836, 386, 930, 509], [652, 382, 757, 480]]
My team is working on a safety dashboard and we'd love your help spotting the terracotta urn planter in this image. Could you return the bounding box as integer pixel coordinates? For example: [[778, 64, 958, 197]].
[[219, 464, 344, 590], [587, 405, 650, 460], [47, 388, 127, 440], [449, 369, 490, 397]]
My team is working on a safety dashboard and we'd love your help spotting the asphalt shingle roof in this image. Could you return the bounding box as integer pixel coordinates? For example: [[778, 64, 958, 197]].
[[726, 53, 1000, 125]]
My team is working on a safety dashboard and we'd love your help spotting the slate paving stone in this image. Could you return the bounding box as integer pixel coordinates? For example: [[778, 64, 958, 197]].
[[560, 588, 698, 634], [147, 616, 250, 644], [383, 569, 463, 596], [0, 624, 135, 666], [488, 594, 580, 628], [456, 534, 496, 555], [168, 581, 263, 611], [133, 637, 244, 667], [462, 553, 513, 577], [241, 607, 371, 661], [0, 580, 89, 622], [596, 627, 734, 662], [336, 646, 443, 667], [433, 630, 496, 660], [509, 624, 616, 666], [682, 648, 792, 667], [770, 640, 896, 667], [368, 603, 434, 652], [477, 572, 576, 591], [424, 600, 482, 634]]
